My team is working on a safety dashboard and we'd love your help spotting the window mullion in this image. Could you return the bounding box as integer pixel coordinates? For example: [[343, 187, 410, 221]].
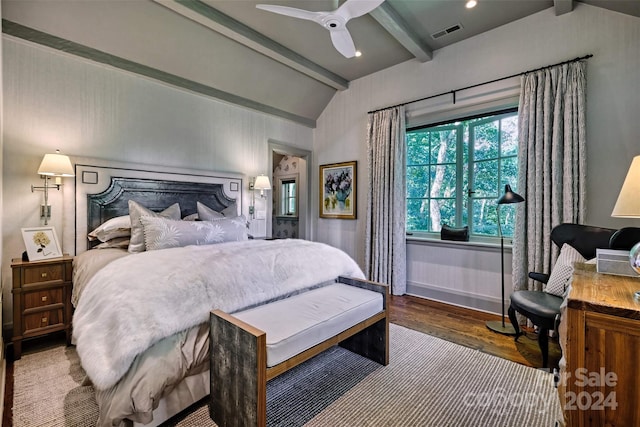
[[467, 123, 475, 234], [455, 124, 464, 227]]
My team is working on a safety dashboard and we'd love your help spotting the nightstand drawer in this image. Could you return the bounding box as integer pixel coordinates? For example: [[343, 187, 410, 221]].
[[23, 308, 64, 333], [23, 288, 64, 309], [23, 264, 65, 284]]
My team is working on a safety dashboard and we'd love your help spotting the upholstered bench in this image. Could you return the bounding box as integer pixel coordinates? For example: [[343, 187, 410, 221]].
[[209, 276, 389, 427]]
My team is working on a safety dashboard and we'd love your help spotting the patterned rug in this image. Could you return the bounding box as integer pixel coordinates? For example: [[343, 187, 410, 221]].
[[13, 324, 563, 426]]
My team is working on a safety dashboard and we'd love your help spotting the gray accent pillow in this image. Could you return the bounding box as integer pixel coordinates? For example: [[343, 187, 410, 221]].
[[221, 202, 238, 217], [128, 200, 181, 253], [196, 201, 224, 221], [140, 216, 248, 251]]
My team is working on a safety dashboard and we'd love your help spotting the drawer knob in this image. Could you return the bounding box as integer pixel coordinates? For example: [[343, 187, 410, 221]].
[[41, 317, 48, 323], [41, 272, 48, 278], [41, 296, 48, 302]]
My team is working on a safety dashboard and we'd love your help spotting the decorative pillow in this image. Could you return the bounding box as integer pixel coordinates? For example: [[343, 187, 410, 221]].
[[182, 213, 199, 221], [128, 200, 181, 253], [94, 237, 131, 249], [544, 244, 586, 297], [221, 202, 238, 217], [197, 201, 225, 221], [140, 216, 248, 251], [88, 215, 131, 242]]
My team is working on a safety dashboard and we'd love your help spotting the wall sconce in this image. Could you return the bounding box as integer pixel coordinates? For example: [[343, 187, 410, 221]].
[[249, 175, 271, 218], [253, 175, 271, 198], [31, 149, 75, 225]]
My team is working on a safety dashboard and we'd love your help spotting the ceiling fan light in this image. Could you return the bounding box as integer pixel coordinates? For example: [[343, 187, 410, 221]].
[[466, 0, 477, 9], [355, 50, 362, 57]]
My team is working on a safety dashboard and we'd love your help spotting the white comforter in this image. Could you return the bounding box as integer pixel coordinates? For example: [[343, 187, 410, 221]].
[[73, 239, 365, 390]]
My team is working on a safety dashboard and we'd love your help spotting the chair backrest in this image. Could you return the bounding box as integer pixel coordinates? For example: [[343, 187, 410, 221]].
[[551, 223, 617, 260], [609, 227, 640, 251]]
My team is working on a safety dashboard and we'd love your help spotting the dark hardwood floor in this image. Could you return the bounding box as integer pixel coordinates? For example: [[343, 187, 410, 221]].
[[390, 294, 561, 368], [2, 295, 561, 425]]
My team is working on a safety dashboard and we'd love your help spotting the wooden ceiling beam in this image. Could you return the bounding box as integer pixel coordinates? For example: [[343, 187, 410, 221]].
[[154, 0, 349, 91], [554, 0, 574, 16], [370, 2, 432, 63]]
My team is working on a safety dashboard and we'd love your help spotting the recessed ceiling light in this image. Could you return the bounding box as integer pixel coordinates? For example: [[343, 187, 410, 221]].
[[355, 51, 362, 57], [466, 0, 477, 8]]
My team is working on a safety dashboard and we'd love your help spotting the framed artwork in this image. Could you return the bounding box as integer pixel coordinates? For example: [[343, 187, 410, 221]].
[[320, 161, 356, 219], [21, 226, 63, 261]]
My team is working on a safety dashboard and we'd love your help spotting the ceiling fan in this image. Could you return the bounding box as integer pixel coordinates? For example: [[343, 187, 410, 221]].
[[256, 0, 385, 58]]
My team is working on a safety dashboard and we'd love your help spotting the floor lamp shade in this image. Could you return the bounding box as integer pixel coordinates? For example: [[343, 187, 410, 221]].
[[486, 184, 525, 335], [498, 184, 525, 205]]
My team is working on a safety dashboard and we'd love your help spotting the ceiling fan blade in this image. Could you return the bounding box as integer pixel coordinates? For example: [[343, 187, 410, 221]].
[[256, 4, 323, 22], [330, 28, 357, 58], [336, 0, 385, 21]]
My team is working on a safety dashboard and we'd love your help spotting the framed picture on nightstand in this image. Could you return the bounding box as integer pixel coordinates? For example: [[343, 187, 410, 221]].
[[21, 226, 63, 261]]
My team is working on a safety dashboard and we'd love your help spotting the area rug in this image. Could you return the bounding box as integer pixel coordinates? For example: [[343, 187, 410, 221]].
[[13, 324, 563, 426]]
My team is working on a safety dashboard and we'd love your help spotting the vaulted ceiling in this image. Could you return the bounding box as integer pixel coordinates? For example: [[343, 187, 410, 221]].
[[3, 0, 639, 127]]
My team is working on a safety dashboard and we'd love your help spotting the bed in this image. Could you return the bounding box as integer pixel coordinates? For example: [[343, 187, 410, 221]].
[[70, 164, 366, 427]]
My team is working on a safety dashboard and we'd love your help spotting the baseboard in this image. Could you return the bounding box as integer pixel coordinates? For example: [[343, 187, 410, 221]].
[[406, 280, 505, 315]]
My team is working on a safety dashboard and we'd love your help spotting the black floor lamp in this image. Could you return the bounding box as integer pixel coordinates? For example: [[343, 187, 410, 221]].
[[486, 184, 525, 335]]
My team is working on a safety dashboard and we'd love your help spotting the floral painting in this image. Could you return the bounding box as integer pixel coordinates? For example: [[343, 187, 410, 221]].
[[320, 161, 356, 219], [22, 226, 63, 261]]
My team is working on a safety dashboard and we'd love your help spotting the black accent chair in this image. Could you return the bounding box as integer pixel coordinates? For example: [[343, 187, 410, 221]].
[[507, 223, 616, 369], [609, 227, 640, 251]]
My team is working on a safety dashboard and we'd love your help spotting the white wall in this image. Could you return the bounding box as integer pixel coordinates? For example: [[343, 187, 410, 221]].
[[313, 4, 640, 313], [1, 36, 313, 327], [0, 0, 6, 410]]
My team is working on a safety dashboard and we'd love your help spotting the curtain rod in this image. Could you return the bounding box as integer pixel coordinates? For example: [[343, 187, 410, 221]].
[[367, 54, 593, 115]]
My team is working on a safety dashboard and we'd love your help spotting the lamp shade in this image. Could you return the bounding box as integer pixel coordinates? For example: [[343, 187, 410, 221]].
[[497, 184, 525, 205], [37, 151, 75, 177], [253, 175, 271, 190], [612, 155, 640, 218]]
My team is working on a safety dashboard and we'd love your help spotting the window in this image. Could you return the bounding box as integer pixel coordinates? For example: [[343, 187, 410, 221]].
[[406, 109, 519, 238], [277, 175, 298, 217]]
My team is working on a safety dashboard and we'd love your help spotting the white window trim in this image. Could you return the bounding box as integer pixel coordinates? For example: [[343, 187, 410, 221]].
[[406, 76, 520, 129], [405, 76, 521, 244]]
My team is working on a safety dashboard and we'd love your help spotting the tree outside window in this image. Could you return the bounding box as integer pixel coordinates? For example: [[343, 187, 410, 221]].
[[406, 109, 519, 238]]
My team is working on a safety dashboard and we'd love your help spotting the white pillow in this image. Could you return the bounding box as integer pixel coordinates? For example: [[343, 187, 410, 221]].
[[128, 200, 181, 253], [94, 237, 130, 249], [140, 216, 248, 251], [544, 244, 586, 297], [88, 215, 131, 242]]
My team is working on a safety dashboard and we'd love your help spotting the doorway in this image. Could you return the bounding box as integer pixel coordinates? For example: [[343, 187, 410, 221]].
[[268, 140, 312, 240]]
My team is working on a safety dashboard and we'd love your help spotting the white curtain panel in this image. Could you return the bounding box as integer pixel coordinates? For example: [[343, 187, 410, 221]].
[[365, 106, 407, 295], [513, 61, 587, 293]]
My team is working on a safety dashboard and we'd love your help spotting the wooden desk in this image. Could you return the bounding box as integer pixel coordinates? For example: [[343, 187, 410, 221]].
[[558, 264, 640, 426]]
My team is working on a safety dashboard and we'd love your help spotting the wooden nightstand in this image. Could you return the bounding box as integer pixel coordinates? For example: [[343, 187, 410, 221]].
[[11, 255, 73, 359]]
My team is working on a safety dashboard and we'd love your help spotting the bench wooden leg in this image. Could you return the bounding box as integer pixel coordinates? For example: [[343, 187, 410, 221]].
[[209, 310, 267, 427], [339, 316, 389, 366]]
